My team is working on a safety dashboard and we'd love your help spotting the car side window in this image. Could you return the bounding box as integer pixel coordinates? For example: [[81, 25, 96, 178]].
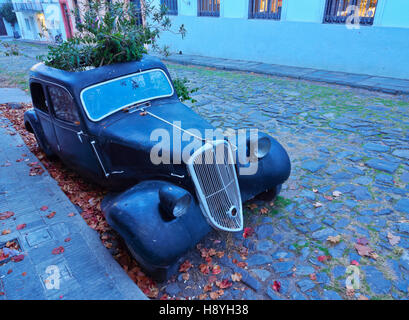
[[30, 82, 48, 113], [48, 86, 80, 124]]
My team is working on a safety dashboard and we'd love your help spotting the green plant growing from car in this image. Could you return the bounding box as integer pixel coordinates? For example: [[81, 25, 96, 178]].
[[38, 0, 197, 102]]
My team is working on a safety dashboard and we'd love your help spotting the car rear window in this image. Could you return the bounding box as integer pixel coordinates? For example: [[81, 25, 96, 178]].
[[48, 86, 80, 124], [80, 69, 174, 122]]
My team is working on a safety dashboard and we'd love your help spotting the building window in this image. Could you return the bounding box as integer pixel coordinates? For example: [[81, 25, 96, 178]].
[[323, 0, 378, 25], [198, 0, 220, 17], [161, 0, 178, 15], [249, 0, 282, 20], [25, 18, 31, 31]]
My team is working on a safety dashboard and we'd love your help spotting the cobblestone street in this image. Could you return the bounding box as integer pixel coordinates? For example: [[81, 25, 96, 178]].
[[163, 65, 409, 300], [1, 41, 409, 300]]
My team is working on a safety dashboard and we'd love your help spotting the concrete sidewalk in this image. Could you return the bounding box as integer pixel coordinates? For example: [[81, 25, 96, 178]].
[[0, 93, 146, 299], [159, 53, 409, 95]]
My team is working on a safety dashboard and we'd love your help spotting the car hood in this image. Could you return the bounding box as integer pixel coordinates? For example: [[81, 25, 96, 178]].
[[98, 101, 214, 151]]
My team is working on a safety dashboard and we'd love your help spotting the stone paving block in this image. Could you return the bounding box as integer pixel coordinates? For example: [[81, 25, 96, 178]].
[[27, 240, 61, 265], [25, 227, 53, 247], [14, 212, 45, 233], [48, 223, 80, 241]]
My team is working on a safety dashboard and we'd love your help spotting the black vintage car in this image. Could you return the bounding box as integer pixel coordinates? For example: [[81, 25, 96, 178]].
[[24, 56, 291, 280]]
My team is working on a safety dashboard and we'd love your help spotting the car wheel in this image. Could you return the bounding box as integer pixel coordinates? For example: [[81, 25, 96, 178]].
[[255, 184, 282, 202]]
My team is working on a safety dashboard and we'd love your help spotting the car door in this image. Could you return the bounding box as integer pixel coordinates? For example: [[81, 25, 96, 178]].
[[46, 84, 104, 180], [30, 81, 58, 153]]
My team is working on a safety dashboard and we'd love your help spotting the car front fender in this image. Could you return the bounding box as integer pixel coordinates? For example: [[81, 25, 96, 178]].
[[102, 180, 212, 278], [236, 132, 291, 202], [24, 109, 54, 157], [24, 108, 38, 134]]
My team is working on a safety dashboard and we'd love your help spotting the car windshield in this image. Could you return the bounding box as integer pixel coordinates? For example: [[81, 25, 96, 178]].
[[80, 69, 174, 121]]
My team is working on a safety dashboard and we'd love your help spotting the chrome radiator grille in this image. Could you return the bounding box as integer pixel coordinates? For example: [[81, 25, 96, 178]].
[[187, 140, 243, 232]]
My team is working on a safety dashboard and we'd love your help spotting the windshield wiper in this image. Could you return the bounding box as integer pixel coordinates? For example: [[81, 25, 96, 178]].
[[122, 101, 151, 113]]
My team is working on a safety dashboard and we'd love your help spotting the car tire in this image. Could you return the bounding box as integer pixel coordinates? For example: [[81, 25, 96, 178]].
[[255, 184, 282, 202]]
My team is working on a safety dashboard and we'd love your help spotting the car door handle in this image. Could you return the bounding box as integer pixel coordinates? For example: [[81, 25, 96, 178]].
[[77, 131, 84, 143]]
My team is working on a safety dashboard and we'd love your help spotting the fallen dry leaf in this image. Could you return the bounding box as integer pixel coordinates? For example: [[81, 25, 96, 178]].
[[332, 190, 342, 197], [199, 264, 210, 275], [46, 211, 56, 219], [209, 290, 224, 300], [317, 255, 332, 262], [179, 260, 193, 273], [212, 265, 221, 275], [16, 224, 26, 230], [1, 229, 11, 235], [0, 211, 14, 220], [11, 254, 24, 262], [204, 284, 213, 292], [242, 227, 254, 239], [327, 235, 341, 245], [236, 261, 248, 268], [355, 243, 377, 259], [369, 252, 378, 260], [216, 251, 224, 258], [52, 246, 64, 255], [231, 272, 242, 282], [387, 232, 400, 246], [216, 279, 232, 289], [272, 280, 281, 292], [260, 207, 269, 215]]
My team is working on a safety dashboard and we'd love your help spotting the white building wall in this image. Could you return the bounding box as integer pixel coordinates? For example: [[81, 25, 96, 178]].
[[155, 0, 409, 80]]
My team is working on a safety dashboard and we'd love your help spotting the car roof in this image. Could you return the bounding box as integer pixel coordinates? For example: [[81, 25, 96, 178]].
[[29, 55, 171, 97]]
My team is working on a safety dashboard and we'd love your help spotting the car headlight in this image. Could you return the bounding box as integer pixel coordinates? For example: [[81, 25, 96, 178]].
[[159, 185, 192, 220], [248, 136, 271, 159]]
